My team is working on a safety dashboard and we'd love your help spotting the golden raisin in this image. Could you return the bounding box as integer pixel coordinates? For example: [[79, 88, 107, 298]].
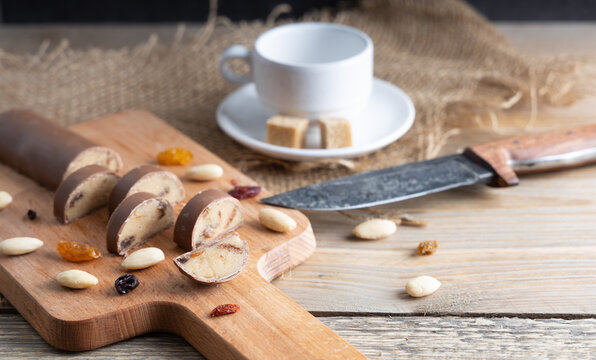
[[417, 240, 438, 255], [157, 148, 193, 165], [57, 240, 101, 262]]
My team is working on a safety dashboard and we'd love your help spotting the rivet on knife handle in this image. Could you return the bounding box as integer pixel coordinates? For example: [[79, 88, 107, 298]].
[[464, 124, 596, 187]]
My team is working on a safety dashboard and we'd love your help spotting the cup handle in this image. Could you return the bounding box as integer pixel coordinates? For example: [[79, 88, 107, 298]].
[[219, 45, 252, 85]]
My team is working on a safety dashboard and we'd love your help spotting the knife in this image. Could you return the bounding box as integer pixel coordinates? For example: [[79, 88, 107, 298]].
[[261, 124, 596, 211]]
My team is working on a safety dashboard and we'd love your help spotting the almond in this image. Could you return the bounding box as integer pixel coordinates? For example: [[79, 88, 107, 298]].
[[0, 191, 12, 210], [185, 164, 224, 181], [121, 247, 165, 270], [352, 219, 397, 240], [0, 237, 43, 255], [259, 208, 297, 233], [56, 269, 98, 289], [400, 214, 427, 227], [405, 275, 441, 297]]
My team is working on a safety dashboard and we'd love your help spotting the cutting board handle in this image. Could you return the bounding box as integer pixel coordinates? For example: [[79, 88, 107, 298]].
[[161, 228, 364, 359], [169, 275, 365, 359], [464, 123, 596, 186]]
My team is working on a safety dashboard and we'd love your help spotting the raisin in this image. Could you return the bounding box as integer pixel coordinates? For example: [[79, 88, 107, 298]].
[[27, 209, 37, 220], [228, 181, 261, 200], [57, 240, 101, 262], [157, 202, 167, 219], [417, 240, 438, 255], [190, 250, 205, 258], [121, 236, 134, 250], [157, 148, 193, 165], [69, 193, 84, 208], [210, 304, 239, 317], [115, 274, 139, 294], [217, 243, 242, 254]]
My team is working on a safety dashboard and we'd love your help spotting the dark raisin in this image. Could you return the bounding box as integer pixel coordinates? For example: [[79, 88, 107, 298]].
[[115, 274, 139, 294], [210, 304, 240, 317], [120, 236, 134, 250], [69, 193, 84, 208], [177, 257, 188, 264], [157, 201, 167, 219], [228, 185, 261, 199], [27, 209, 37, 220]]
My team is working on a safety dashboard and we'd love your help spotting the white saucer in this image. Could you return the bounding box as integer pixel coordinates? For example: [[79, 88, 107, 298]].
[[216, 78, 415, 161]]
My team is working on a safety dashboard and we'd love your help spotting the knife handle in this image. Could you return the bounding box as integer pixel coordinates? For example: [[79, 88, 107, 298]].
[[464, 124, 596, 187]]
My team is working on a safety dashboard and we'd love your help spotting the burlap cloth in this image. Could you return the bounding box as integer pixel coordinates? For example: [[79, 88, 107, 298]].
[[0, 0, 593, 193]]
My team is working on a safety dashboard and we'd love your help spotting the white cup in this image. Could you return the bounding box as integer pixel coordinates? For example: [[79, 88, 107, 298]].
[[219, 22, 374, 119]]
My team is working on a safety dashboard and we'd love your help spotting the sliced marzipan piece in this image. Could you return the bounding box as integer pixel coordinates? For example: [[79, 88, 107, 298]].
[[174, 232, 248, 285], [0, 109, 122, 190], [108, 164, 185, 213], [107, 192, 174, 255], [173, 188, 243, 251], [54, 165, 120, 224]]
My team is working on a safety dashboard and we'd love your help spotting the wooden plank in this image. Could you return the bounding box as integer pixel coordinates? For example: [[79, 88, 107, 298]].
[[0, 23, 595, 57], [270, 158, 596, 314], [497, 22, 596, 56], [0, 110, 363, 359], [326, 316, 596, 359], [0, 314, 203, 359], [0, 25, 187, 54], [1, 313, 595, 359]]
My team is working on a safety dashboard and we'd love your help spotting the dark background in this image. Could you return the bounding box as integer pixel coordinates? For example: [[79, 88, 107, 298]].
[[1, 0, 595, 23]]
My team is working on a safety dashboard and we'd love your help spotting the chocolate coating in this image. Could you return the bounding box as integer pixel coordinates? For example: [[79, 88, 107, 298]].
[[173, 189, 242, 251], [0, 109, 122, 190], [108, 164, 184, 214], [106, 192, 173, 255], [53, 164, 119, 224]]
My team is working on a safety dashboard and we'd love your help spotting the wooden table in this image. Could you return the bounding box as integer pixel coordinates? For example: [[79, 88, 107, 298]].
[[1, 23, 596, 359]]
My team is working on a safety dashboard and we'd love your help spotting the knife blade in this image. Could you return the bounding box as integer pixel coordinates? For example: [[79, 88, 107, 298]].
[[261, 124, 596, 211]]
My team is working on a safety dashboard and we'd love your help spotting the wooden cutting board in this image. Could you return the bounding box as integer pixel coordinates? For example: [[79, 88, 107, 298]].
[[0, 110, 365, 359]]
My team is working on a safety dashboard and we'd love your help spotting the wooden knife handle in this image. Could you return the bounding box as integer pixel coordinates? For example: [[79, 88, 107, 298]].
[[464, 123, 596, 187]]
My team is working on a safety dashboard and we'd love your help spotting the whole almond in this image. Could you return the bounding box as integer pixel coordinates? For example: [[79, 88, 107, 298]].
[[56, 269, 98, 289], [352, 219, 397, 240], [259, 208, 297, 233], [121, 247, 165, 270], [0, 237, 44, 255], [400, 214, 428, 227], [0, 191, 12, 210], [405, 275, 441, 297], [185, 164, 224, 181]]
